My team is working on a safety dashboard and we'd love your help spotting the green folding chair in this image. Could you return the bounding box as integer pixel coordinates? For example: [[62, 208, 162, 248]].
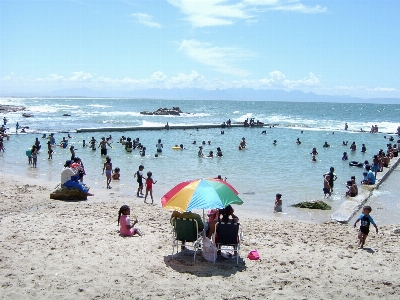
[[171, 217, 203, 261]]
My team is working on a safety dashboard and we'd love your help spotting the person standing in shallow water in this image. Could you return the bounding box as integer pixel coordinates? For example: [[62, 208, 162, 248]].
[[31, 145, 38, 168], [361, 144, 366, 153], [324, 167, 337, 193], [350, 141, 357, 152], [102, 156, 113, 189], [98, 137, 111, 156], [274, 193, 283, 213], [47, 141, 53, 159], [156, 139, 163, 153], [323, 175, 331, 198]]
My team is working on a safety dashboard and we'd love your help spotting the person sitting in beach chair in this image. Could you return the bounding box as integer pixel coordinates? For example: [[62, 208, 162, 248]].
[[210, 206, 242, 264], [170, 211, 204, 261]]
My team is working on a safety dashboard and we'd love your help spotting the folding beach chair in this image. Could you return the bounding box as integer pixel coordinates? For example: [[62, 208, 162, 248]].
[[212, 222, 242, 265], [171, 217, 203, 261]]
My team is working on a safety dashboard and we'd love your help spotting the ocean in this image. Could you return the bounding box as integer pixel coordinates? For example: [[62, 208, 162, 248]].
[[1, 97, 399, 223]]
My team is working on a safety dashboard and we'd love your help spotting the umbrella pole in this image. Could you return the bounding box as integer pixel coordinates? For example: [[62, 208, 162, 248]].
[[202, 209, 206, 237]]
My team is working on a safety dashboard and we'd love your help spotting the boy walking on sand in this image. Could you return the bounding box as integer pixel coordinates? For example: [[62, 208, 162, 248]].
[[354, 206, 378, 248]]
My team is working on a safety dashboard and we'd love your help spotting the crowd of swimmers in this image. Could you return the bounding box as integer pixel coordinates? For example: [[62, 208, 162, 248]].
[[2, 115, 400, 203]]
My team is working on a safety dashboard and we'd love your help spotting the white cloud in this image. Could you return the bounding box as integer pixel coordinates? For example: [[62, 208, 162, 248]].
[[151, 71, 168, 82], [331, 85, 398, 94], [68, 71, 93, 81], [169, 71, 207, 88], [1, 71, 398, 99], [243, 0, 278, 5], [131, 13, 161, 28], [168, 0, 250, 27], [269, 3, 327, 14], [47, 74, 65, 81], [168, 0, 326, 27], [257, 71, 320, 89], [179, 39, 254, 77]]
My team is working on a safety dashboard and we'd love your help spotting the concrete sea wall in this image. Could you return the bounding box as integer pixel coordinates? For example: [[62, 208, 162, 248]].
[[331, 157, 400, 223]]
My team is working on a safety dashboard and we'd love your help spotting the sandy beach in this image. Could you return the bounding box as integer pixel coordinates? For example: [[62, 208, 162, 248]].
[[1, 172, 399, 300]]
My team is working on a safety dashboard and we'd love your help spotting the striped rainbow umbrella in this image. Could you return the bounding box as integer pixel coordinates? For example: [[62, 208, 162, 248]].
[[161, 178, 243, 212]]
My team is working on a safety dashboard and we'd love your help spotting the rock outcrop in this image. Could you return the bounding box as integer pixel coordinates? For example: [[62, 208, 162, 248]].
[[140, 107, 183, 116], [50, 183, 89, 201], [0, 105, 26, 113]]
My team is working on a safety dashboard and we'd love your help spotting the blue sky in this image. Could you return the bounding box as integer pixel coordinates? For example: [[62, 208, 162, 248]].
[[1, 0, 399, 98]]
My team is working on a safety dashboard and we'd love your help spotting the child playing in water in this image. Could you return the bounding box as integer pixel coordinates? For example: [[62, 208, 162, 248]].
[[140, 147, 146, 157], [361, 172, 368, 185], [70, 145, 76, 160], [102, 156, 113, 189], [26, 148, 32, 164], [144, 171, 157, 204], [112, 167, 120, 180], [351, 175, 358, 196], [323, 175, 331, 198], [353, 206, 378, 248], [342, 152, 348, 160], [345, 180, 357, 197], [118, 205, 142, 237], [198, 146, 204, 157], [31, 145, 38, 168], [274, 193, 283, 213], [47, 141, 53, 159]]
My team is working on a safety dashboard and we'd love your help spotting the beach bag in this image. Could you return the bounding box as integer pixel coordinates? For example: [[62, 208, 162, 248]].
[[202, 237, 216, 262], [247, 250, 260, 260]]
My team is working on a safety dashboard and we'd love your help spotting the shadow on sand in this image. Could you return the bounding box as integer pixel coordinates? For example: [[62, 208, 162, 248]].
[[163, 250, 247, 277]]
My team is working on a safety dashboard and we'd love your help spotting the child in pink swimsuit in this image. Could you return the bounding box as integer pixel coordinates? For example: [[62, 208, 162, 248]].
[[118, 205, 142, 237]]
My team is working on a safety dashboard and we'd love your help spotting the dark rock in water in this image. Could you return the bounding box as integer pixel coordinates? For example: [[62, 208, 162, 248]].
[[50, 183, 89, 201], [140, 111, 154, 115], [140, 107, 183, 116], [22, 113, 33, 117], [291, 200, 332, 210], [0, 104, 26, 113]]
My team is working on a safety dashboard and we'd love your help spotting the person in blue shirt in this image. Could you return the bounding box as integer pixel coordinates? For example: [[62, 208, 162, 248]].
[[354, 206, 378, 249], [362, 165, 376, 185]]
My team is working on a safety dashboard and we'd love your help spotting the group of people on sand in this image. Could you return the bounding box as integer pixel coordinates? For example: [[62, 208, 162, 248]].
[[169, 204, 239, 252], [118, 201, 378, 251], [116, 203, 240, 242]]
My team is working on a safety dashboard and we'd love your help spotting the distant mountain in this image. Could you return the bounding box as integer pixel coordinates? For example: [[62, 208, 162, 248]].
[[3, 87, 400, 104]]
